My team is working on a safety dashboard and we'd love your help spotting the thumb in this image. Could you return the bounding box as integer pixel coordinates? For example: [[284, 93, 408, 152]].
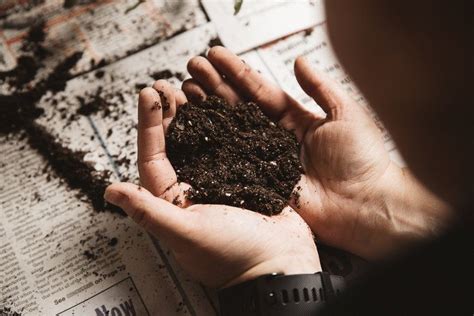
[[294, 56, 351, 120], [104, 182, 191, 239]]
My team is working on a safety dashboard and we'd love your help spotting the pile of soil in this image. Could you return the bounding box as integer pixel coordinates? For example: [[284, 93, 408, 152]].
[[0, 22, 121, 215], [166, 96, 302, 215], [27, 125, 125, 215]]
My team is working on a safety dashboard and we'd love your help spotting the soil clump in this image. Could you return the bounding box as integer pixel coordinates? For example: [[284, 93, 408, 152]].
[[166, 96, 302, 215]]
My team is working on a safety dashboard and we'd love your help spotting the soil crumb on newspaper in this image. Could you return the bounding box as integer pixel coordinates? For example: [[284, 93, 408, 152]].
[[166, 96, 302, 215], [0, 306, 22, 316]]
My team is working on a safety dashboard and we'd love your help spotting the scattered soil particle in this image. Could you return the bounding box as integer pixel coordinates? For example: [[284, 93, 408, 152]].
[[158, 90, 170, 111], [108, 237, 118, 247], [77, 88, 109, 116], [94, 70, 105, 79], [63, 0, 97, 9], [150, 69, 185, 81], [172, 196, 182, 206], [83, 250, 98, 260], [63, 0, 78, 8], [166, 96, 302, 215], [135, 82, 147, 91], [292, 185, 302, 208], [304, 28, 314, 37], [208, 37, 223, 48], [199, 37, 223, 58], [0, 307, 22, 316], [151, 101, 161, 111]]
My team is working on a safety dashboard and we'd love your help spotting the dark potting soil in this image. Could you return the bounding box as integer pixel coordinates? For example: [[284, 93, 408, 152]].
[[76, 88, 109, 116], [0, 21, 47, 89], [0, 20, 82, 134], [27, 124, 125, 216], [0, 306, 22, 316], [166, 96, 302, 215], [0, 52, 83, 134], [0, 24, 121, 215]]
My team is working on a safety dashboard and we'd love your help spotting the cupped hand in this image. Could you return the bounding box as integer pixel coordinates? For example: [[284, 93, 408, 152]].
[[104, 81, 321, 288], [182, 46, 451, 260]]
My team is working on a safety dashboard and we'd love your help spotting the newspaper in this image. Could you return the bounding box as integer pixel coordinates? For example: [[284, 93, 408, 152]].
[[201, 0, 325, 54]]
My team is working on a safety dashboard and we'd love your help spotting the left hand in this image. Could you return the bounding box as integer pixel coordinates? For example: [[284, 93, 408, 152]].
[[104, 82, 321, 288], [181, 46, 451, 260]]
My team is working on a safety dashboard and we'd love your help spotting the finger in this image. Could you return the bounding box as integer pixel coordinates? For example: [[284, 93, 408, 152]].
[[152, 80, 177, 133], [104, 183, 193, 240], [206, 46, 300, 120], [187, 56, 242, 105], [294, 56, 352, 120], [137, 87, 177, 196], [182, 78, 207, 104], [174, 88, 187, 107]]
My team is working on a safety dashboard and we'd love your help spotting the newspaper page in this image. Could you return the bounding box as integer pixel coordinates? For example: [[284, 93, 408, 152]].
[[0, 0, 207, 76], [28, 22, 221, 315], [0, 134, 214, 315], [201, 0, 325, 54]]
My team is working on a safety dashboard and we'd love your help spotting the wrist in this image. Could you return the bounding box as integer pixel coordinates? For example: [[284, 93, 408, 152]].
[[357, 162, 453, 259], [223, 253, 322, 288]]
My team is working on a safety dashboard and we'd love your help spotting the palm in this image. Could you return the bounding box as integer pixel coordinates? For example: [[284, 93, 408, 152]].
[[295, 106, 391, 250], [171, 205, 318, 287]]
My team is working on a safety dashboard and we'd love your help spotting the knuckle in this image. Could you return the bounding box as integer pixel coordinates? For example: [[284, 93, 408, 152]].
[[252, 83, 270, 104], [130, 205, 149, 229], [235, 64, 251, 81], [113, 190, 130, 206]]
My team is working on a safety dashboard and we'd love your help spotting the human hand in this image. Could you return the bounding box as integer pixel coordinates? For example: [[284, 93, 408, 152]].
[[182, 46, 452, 260], [104, 81, 321, 288]]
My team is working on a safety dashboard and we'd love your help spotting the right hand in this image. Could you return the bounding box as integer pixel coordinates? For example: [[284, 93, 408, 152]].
[[182, 46, 452, 260]]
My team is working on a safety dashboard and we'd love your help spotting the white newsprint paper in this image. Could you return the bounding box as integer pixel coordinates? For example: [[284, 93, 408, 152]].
[[202, 0, 325, 54]]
